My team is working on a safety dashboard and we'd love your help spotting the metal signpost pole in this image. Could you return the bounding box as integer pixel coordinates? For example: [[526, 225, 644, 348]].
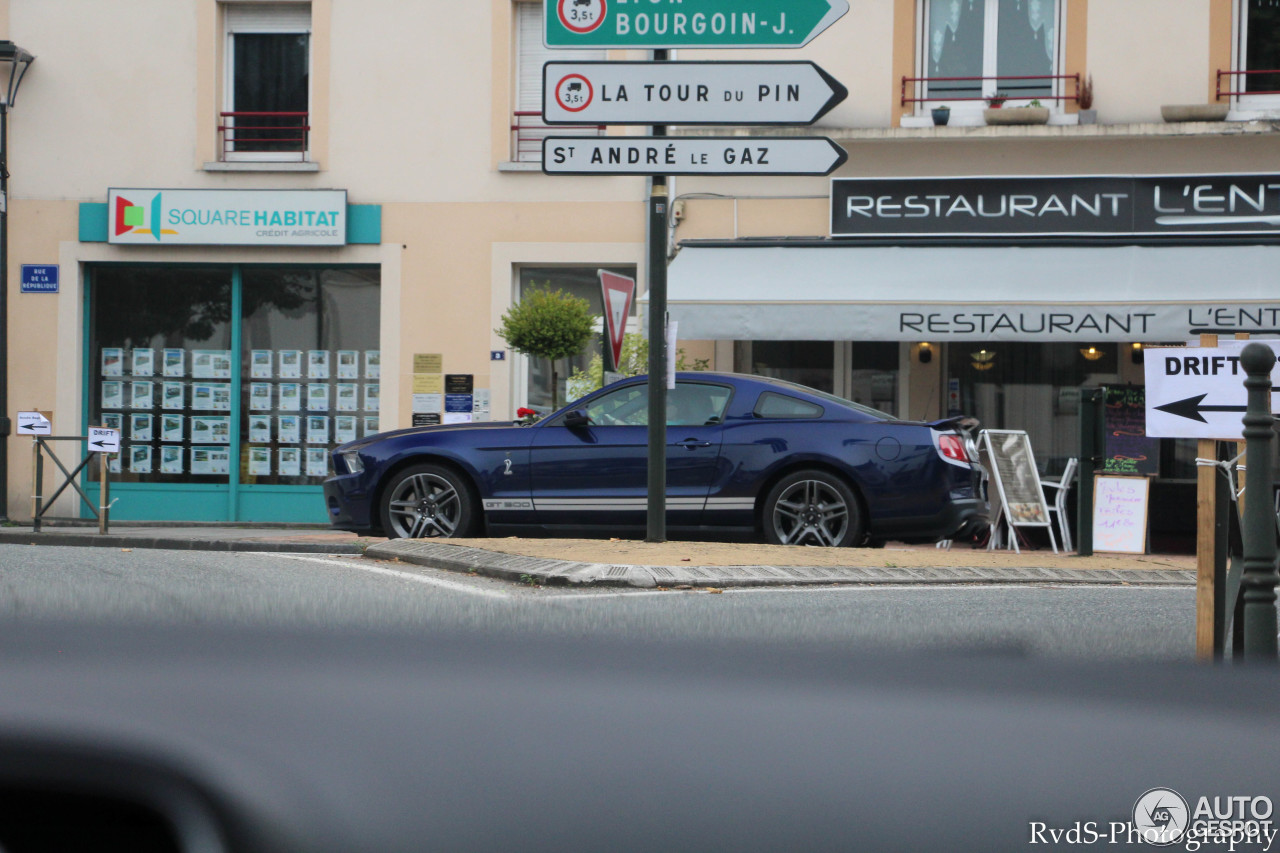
[[99, 448, 110, 536], [0, 103, 10, 523], [646, 48, 669, 543], [31, 434, 41, 532], [1238, 342, 1278, 659]]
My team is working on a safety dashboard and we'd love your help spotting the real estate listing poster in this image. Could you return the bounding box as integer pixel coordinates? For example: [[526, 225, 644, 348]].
[[163, 348, 185, 377], [191, 447, 230, 476], [305, 448, 329, 478], [279, 448, 301, 477]]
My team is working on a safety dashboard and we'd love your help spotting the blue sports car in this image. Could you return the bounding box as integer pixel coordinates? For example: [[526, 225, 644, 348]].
[[324, 372, 988, 547]]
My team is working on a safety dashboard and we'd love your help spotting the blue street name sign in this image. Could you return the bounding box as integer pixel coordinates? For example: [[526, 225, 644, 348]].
[[20, 264, 59, 293]]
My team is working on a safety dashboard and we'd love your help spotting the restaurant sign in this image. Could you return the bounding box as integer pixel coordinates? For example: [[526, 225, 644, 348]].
[[107, 189, 348, 246], [831, 174, 1280, 239]]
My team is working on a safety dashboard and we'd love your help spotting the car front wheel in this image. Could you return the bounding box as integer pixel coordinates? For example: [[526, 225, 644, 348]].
[[762, 470, 863, 547], [380, 463, 480, 540]]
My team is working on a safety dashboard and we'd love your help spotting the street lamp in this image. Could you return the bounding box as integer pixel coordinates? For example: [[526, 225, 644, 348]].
[[0, 40, 34, 522]]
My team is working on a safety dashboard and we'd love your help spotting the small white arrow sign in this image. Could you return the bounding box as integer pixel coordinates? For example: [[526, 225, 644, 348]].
[[16, 411, 51, 435], [542, 61, 847, 126], [542, 136, 846, 176], [87, 427, 121, 454]]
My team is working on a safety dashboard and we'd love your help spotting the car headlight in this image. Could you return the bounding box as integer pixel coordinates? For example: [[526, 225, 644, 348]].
[[339, 451, 365, 474]]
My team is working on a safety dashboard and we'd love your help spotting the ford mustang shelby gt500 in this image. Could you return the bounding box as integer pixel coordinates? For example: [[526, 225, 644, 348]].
[[324, 372, 987, 546]]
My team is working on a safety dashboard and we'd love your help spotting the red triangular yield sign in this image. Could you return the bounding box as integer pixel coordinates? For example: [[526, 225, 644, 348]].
[[599, 270, 635, 373]]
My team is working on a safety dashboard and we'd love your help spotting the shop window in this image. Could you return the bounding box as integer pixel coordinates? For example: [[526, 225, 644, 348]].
[[920, 0, 1060, 105], [512, 2, 605, 163], [1236, 0, 1280, 99], [222, 3, 311, 161], [518, 266, 637, 413], [88, 264, 379, 520], [946, 342, 1118, 478], [738, 341, 837, 394], [849, 342, 899, 417]]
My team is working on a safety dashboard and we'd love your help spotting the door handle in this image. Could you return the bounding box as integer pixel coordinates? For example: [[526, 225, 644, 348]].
[[674, 438, 712, 449]]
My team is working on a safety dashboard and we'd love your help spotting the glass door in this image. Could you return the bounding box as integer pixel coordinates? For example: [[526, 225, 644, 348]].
[[239, 267, 381, 521]]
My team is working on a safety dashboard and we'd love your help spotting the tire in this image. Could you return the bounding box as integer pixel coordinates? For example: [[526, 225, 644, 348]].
[[379, 463, 480, 540], [762, 469, 864, 548]]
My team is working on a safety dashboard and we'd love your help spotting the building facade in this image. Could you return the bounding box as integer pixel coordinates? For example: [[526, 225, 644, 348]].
[[1, 1, 1276, 543]]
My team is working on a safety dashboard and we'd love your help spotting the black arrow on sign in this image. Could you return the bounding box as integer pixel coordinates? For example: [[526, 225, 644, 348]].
[[1155, 387, 1280, 423], [90, 439, 109, 449], [1154, 395, 1241, 423]]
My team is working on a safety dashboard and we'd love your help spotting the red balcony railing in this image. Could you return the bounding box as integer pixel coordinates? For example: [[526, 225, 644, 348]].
[[511, 111, 604, 163], [218, 111, 310, 160], [901, 73, 1080, 106], [1216, 69, 1280, 99]]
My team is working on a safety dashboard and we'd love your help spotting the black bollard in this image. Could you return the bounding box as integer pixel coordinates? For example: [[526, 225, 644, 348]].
[[1239, 342, 1278, 660]]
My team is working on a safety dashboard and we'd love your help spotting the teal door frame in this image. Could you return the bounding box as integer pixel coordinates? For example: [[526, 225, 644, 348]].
[[81, 263, 331, 524]]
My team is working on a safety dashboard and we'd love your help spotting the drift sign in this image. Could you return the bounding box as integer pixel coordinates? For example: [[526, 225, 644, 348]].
[[1145, 342, 1280, 440]]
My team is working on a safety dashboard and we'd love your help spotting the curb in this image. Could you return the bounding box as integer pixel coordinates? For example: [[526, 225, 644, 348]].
[[0, 531, 367, 555], [365, 541, 1198, 589]]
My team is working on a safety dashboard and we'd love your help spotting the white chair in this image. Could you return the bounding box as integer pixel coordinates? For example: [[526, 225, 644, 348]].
[[1041, 457, 1078, 552]]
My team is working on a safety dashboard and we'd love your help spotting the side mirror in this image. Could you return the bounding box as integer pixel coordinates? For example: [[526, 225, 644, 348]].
[[563, 410, 591, 428]]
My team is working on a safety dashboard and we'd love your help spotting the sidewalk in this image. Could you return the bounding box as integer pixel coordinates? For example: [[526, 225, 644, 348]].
[[0, 524, 380, 555], [0, 524, 1197, 589]]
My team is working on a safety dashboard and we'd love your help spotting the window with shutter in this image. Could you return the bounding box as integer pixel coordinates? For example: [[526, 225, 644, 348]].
[[222, 3, 312, 161], [513, 2, 605, 163]]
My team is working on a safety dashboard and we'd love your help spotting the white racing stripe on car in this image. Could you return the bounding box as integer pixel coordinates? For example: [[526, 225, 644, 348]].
[[705, 498, 756, 510], [482, 497, 755, 514], [271, 554, 515, 599], [530, 498, 707, 511]]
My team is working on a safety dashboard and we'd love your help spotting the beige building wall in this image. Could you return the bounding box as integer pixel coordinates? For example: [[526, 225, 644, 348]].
[[1089, 0, 1214, 123]]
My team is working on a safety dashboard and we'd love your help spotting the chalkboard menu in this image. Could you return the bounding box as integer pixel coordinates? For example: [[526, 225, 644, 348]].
[[1103, 385, 1159, 476], [981, 429, 1051, 527]]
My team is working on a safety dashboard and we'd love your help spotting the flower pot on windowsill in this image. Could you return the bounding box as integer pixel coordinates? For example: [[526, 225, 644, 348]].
[[931, 107, 951, 126], [983, 106, 1050, 125], [1160, 103, 1229, 122]]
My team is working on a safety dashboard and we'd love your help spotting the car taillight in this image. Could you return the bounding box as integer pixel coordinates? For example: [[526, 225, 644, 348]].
[[937, 433, 971, 464]]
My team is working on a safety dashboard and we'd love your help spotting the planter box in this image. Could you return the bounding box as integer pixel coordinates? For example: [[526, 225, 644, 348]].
[[1160, 103, 1229, 122], [983, 106, 1050, 125]]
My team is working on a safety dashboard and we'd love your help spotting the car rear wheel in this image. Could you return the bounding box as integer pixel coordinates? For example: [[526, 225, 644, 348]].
[[762, 470, 863, 547], [380, 463, 479, 540]]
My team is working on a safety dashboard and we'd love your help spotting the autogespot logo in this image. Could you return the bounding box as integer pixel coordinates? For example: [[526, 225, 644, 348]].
[[1030, 788, 1280, 850], [114, 192, 177, 241], [1135, 788, 1191, 846]]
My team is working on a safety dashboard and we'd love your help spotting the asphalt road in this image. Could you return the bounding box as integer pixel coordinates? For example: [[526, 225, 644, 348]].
[[0, 544, 1194, 660]]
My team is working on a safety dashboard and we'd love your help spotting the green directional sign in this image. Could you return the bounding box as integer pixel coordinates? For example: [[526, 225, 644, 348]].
[[544, 0, 849, 49]]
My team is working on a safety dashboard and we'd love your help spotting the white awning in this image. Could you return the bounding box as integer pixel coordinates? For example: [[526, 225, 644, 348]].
[[655, 243, 1280, 341]]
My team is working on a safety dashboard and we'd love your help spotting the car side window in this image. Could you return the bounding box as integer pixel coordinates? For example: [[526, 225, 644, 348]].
[[584, 385, 649, 426], [568, 382, 732, 427], [754, 392, 824, 419], [667, 383, 732, 426]]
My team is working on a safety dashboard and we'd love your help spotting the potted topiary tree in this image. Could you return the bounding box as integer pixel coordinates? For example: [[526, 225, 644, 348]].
[[496, 285, 594, 411]]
